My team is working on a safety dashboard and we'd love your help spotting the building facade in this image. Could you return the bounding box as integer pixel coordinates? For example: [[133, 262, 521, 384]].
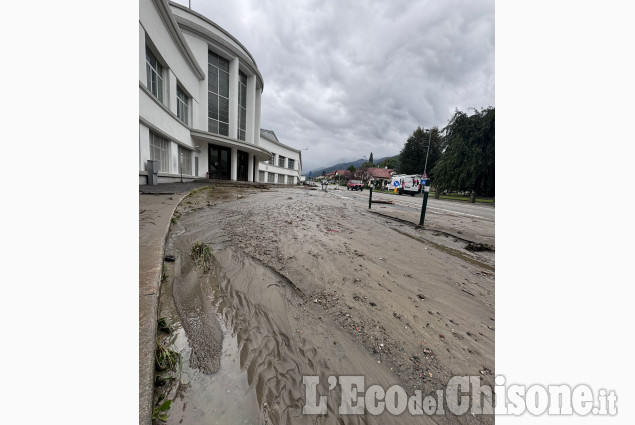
[[257, 129, 302, 185], [139, 0, 272, 184]]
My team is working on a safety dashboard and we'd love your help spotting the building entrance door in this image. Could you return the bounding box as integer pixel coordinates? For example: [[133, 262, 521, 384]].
[[237, 150, 249, 181], [208, 145, 231, 180]]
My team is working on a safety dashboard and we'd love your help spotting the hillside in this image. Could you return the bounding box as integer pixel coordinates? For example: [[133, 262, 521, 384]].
[[304, 156, 396, 177]]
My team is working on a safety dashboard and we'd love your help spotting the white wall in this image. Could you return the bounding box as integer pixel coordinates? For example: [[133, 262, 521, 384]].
[[257, 134, 302, 184], [180, 32, 208, 133], [139, 0, 199, 101]]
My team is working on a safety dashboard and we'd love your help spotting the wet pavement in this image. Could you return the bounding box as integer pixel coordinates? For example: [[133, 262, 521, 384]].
[[139, 190, 191, 425]]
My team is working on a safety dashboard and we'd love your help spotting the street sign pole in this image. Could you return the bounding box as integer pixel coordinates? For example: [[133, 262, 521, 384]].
[[369, 186, 373, 209], [419, 185, 430, 227]]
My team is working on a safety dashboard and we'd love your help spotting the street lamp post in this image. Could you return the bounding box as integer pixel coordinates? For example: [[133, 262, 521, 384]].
[[423, 128, 433, 176], [419, 128, 433, 228]]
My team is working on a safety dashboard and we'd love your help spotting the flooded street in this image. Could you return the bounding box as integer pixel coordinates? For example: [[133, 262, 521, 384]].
[[155, 185, 494, 425]]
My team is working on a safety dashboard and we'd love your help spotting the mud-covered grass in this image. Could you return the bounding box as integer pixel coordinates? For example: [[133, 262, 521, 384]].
[[152, 317, 182, 423], [191, 242, 212, 272]]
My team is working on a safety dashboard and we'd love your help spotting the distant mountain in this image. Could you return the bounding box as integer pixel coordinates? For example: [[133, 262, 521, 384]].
[[304, 156, 393, 177]]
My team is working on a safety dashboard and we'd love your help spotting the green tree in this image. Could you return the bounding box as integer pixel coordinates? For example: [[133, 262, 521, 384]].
[[368, 152, 374, 166], [432, 107, 495, 197], [347, 165, 356, 172], [398, 127, 442, 178]]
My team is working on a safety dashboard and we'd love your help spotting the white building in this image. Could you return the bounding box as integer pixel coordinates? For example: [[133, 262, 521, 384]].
[[258, 129, 302, 185], [139, 0, 272, 184]]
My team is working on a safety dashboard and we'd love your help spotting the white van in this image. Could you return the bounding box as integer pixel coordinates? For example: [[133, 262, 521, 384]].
[[388, 174, 422, 196]]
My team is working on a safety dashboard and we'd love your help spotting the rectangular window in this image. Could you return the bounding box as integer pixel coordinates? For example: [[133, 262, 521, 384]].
[[177, 86, 189, 125], [238, 71, 247, 141], [288, 158, 295, 169], [278, 155, 286, 168], [268, 173, 276, 183], [208, 51, 230, 136], [146, 48, 163, 102], [150, 131, 170, 172], [258, 170, 265, 182], [178, 146, 192, 175]]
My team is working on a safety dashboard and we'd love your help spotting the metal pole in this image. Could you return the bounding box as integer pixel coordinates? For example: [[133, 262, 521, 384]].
[[423, 129, 433, 176], [419, 187, 430, 227], [369, 186, 373, 209]]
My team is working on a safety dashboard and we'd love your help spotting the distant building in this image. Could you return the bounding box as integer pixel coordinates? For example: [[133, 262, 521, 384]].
[[257, 129, 302, 185], [352, 167, 394, 188]]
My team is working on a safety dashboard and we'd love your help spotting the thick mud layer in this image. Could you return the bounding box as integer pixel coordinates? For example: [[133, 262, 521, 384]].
[[156, 186, 495, 425]]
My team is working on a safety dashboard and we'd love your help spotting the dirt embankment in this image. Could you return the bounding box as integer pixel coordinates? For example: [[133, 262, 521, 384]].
[[160, 185, 495, 425]]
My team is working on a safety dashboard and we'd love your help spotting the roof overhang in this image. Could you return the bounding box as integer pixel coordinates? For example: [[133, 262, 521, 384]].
[[191, 130, 271, 161]]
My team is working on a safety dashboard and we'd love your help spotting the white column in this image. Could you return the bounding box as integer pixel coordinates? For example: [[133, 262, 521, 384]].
[[139, 24, 146, 84], [139, 124, 150, 171], [168, 70, 177, 114], [230, 147, 238, 181], [247, 153, 254, 182], [264, 171, 268, 183], [246, 75, 256, 144], [170, 141, 179, 174], [254, 86, 261, 145], [228, 58, 239, 139]]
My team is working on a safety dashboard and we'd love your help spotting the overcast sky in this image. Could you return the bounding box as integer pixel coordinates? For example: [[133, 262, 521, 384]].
[[173, 0, 494, 172]]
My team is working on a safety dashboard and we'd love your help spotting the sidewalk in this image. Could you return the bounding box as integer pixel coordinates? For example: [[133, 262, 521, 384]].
[[139, 186, 193, 425]]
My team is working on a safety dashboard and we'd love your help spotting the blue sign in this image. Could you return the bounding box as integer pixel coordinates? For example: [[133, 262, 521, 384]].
[[309, 171, 312, 177], [421, 179, 427, 185], [393, 181, 399, 187]]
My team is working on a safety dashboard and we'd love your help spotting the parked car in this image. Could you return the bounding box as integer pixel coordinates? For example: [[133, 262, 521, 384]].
[[347, 180, 363, 191]]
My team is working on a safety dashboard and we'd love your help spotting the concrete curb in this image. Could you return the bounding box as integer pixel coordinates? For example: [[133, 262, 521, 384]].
[[139, 190, 190, 425]]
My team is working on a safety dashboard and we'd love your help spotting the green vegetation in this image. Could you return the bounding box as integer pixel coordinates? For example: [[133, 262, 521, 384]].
[[152, 317, 181, 423], [432, 107, 495, 197], [160, 265, 169, 282], [155, 341, 179, 371], [152, 395, 172, 422], [157, 317, 172, 334], [375, 155, 399, 170], [399, 127, 442, 177], [430, 192, 494, 204], [191, 242, 212, 272]]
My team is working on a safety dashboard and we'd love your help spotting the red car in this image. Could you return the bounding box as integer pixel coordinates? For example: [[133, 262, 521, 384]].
[[347, 180, 363, 191]]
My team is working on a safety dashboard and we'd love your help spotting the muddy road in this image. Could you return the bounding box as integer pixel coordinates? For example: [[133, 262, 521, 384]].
[[156, 185, 494, 425]]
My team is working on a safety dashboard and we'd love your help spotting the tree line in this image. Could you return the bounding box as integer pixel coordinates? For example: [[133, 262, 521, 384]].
[[397, 107, 494, 197]]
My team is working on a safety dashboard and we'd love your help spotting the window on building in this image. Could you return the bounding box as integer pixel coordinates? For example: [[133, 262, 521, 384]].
[[288, 158, 295, 169], [208, 51, 230, 136], [278, 155, 285, 168], [268, 173, 275, 183], [258, 170, 265, 182], [178, 146, 192, 175], [238, 71, 247, 141], [146, 48, 163, 102], [177, 86, 189, 125], [150, 131, 170, 172]]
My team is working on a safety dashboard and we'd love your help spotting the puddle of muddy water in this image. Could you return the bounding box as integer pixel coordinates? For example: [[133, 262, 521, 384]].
[[158, 240, 263, 425], [167, 317, 261, 425]]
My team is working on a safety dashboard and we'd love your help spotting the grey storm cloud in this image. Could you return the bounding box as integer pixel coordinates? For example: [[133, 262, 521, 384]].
[[174, 0, 494, 171]]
